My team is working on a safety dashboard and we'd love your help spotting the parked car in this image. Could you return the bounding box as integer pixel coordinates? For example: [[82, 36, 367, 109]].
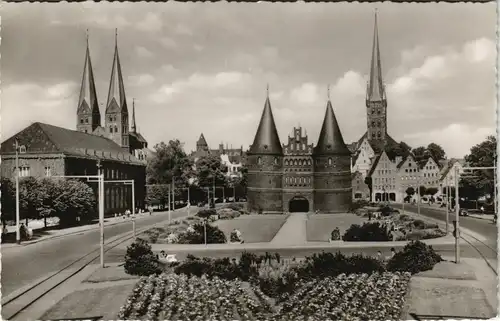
[[459, 209, 469, 217]]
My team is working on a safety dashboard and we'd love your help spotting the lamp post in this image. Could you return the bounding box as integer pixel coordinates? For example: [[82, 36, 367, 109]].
[[454, 166, 460, 264], [212, 175, 216, 205]]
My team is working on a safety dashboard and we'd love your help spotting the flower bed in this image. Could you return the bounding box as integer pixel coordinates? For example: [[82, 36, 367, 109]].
[[118, 272, 411, 320]]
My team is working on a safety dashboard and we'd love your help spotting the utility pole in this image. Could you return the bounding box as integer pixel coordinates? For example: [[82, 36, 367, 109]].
[[187, 185, 191, 216], [131, 182, 136, 239], [417, 178, 421, 216], [172, 176, 175, 212], [97, 162, 105, 268], [14, 140, 21, 245], [168, 185, 171, 223], [454, 166, 460, 264], [212, 176, 216, 205], [446, 177, 450, 234]]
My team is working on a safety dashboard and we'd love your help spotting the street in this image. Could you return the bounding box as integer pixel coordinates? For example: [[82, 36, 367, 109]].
[[391, 203, 498, 246], [1, 208, 193, 298]]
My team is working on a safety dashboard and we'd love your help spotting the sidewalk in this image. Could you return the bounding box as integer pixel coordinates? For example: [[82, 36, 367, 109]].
[[1, 211, 163, 248], [403, 256, 497, 319], [269, 213, 308, 245], [410, 203, 495, 222]]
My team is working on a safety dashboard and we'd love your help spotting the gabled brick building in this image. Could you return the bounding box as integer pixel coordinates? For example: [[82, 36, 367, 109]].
[[1, 31, 148, 215]]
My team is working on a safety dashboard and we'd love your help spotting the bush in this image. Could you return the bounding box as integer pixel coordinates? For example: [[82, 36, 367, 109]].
[[196, 208, 216, 219], [412, 219, 426, 230], [404, 228, 446, 241], [379, 205, 393, 217], [349, 200, 370, 213], [142, 227, 167, 243], [399, 214, 411, 221], [342, 222, 392, 241], [387, 240, 442, 274], [124, 238, 162, 276], [179, 222, 227, 244]]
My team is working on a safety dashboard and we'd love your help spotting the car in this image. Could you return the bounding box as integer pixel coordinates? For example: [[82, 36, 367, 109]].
[[459, 209, 469, 217]]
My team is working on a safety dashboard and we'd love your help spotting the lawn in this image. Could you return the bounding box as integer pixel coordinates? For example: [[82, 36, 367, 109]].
[[84, 263, 139, 283], [306, 213, 366, 242], [215, 214, 289, 243], [41, 283, 136, 320]]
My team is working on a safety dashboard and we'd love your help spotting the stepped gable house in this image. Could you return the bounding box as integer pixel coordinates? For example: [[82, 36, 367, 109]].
[[246, 87, 352, 214], [0, 32, 149, 214]]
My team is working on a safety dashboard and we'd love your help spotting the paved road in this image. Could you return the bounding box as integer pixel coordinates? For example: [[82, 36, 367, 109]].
[[392, 204, 497, 245], [1, 208, 193, 298]]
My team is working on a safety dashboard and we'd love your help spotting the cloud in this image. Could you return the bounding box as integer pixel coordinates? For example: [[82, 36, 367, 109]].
[[136, 12, 162, 32], [129, 74, 155, 86], [404, 123, 493, 158], [290, 83, 320, 105], [174, 24, 192, 36], [160, 37, 177, 48], [135, 46, 154, 58]]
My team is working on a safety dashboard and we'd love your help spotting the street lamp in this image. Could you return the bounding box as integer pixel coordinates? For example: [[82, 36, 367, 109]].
[[13, 139, 25, 245]]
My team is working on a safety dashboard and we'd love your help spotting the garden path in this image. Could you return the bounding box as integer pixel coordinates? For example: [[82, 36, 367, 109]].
[[269, 213, 307, 245]]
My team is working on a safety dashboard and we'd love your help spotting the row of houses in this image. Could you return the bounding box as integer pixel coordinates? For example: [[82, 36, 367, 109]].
[[350, 146, 465, 203]]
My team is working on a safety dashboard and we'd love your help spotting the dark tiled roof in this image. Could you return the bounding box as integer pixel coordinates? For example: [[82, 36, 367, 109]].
[[314, 100, 351, 156], [197, 133, 208, 146], [130, 131, 147, 144], [249, 96, 283, 155], [1, 122, 143, 165]]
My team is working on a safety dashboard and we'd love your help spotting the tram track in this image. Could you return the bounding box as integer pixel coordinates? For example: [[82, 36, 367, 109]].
[[1, 226, 148, 321], [459, 231, 498, 275]]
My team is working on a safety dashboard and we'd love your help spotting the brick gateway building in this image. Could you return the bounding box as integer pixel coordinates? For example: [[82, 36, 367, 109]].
[[246, 91, 352, 214]]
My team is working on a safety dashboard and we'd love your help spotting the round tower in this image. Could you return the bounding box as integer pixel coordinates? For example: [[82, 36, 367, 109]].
[[312, 99, 352, 213], [246, 89, 284, 214]]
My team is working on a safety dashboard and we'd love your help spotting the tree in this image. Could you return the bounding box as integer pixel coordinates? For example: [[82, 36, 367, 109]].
[[412, 146, 428, 168], [1, 178, 16, 224], [463, 135, 496, 198], [405, 187, 415, 196], [54, 179, 96, 226], [426, 187, 439, 196], [194, 155, 228, 189], [418, 186, 427, 196], [146, 184, 169, 208], [427, 143, 446, 162], [386, 141, 412, 160], [146, 140, 194, 186]]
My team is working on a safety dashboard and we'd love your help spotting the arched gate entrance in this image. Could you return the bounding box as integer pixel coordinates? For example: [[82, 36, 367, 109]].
[[289, 196, 309, 213]]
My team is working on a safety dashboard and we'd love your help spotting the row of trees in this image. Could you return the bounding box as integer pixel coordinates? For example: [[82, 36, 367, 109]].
[[1, 177, 96, 227], [146, 139, 248, 207]]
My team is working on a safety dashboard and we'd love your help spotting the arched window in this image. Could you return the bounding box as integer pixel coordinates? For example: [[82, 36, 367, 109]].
[[377, 131, 381, 138], [274, 157, 278, 165], [80, 118, 84, 124], [285, 160, 289, 166], [294, 160, 298, 166], [377, 109, 381, 115], [377, 121, 381, 127], [328, 158, 332, 165], [257, 157, 262, 165], [85, 118, 89, 124]]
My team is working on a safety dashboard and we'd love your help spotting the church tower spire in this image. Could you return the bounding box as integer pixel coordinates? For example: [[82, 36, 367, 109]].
[[131, 98, 137, 133], [105, 28, 129, 150], [365, 10, 388, 153], [77, 30, 101, 134], [314, 98, 350, 156]]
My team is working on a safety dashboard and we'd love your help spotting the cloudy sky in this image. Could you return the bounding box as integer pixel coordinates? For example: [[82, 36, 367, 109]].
[[2, 2, 495, 158]]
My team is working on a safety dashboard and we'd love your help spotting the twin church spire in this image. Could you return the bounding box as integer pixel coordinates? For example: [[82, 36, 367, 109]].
[[77, 29, 139, 149]]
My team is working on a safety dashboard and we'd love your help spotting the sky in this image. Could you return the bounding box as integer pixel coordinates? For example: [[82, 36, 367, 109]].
[[1, 2, 496, 158]]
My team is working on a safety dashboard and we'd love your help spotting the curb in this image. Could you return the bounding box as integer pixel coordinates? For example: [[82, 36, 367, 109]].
[[1, 213, 165, 249]]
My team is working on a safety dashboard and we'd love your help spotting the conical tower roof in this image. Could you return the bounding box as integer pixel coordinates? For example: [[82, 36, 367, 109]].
[[249, 91, 282, 155], [314, 100, 350, 156], [106, 29, 127, 113], [367, 11, 385, 102], [78, 32, 100, 117]]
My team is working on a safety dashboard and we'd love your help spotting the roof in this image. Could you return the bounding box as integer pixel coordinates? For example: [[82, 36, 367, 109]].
[[78, 39, 100, 117], [1, 122, 144, 166], [367, 153, 383, 177], [197, 133, 208, 146], [314, 100, 351, 156], [248, 96, 283, 155], [106, 35, 128, 114], [367, 12, 385, 102], [396, 154, 415, 169], [353, 131, 398, 154], [439, 158, 466, 180], [130, 131, 147, 144]]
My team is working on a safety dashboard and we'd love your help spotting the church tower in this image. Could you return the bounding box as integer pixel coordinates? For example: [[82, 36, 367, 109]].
[[366, 11, 388, 153], [77, 31, 101, 134], [105, 29, 129, 151], [246, 86, 283, 214], [313, 89, 352, 213]]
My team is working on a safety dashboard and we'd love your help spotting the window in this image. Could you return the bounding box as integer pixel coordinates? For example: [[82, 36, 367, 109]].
[[19, 166, 30, 177], [257, 157, 262, 165], [377, 109, 381, 115], [44, 166, 51, 176], [80, 118, 84, 124], [109, 127, 113, 133], [85, 118, 89, 124], [372, 109, 375, 114], [371, 121, 375, 126], [84, 130, 88, 133], [328, 158, 332, 165], [114, 126, 118, 133], [285, 160, 289, 166], [274, 158, 278, 165], [377, 121, 381, 127], [377, 131, 381, 138]]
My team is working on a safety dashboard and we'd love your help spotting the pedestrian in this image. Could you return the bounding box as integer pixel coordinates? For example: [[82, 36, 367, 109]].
[[480, 206, 485, 214], [368, 211, 372, 221], [390, 247, 396, 258], [377, 251, 383, 260], [148, 205, 153, 215], [3, 224, 8, 237]]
